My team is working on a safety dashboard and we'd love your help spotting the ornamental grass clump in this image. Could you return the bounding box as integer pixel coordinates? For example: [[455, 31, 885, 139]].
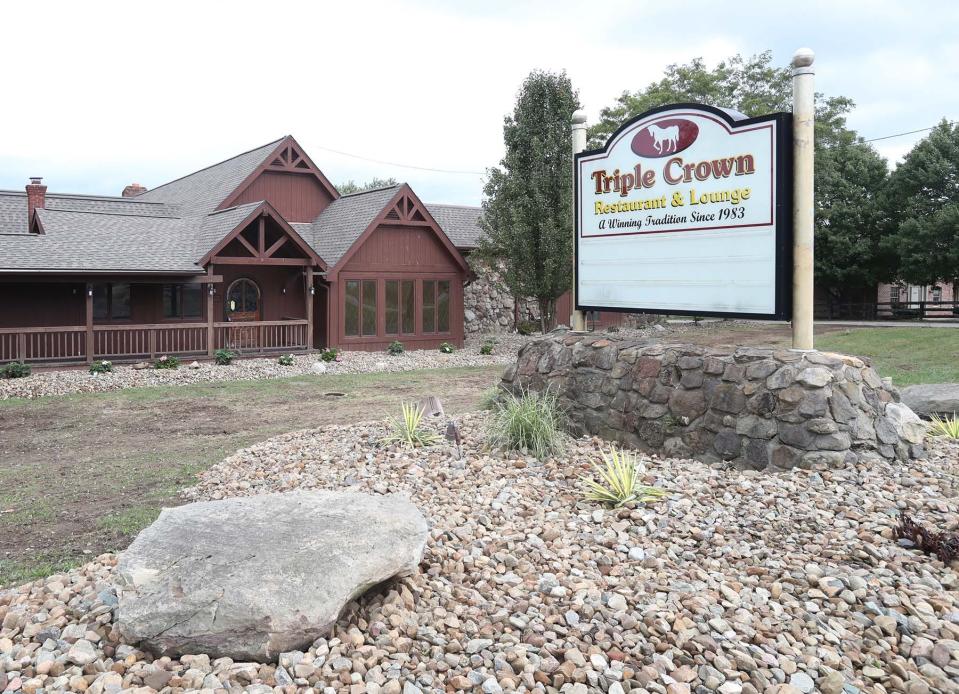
[[382, 402, 441, 449], [1, 361, 31, 379], [479, 339, 495, 355], [487, 387, 565, 459], [927, 413, 959, 439], [581, 446, 667, 508], [89, 360, 113, 375]]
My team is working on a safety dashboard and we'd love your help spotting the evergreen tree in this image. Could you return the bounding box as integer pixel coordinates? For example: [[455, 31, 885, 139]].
[[588, 51, 893, 295], [477, 70, 580, 333], [336, 177, 398, 194], [882, 120, 959, 291]]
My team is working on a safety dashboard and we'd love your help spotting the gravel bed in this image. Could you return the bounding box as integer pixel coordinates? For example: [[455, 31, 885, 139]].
[[0, 334, 532, 401], [2, 414, 958, 693]]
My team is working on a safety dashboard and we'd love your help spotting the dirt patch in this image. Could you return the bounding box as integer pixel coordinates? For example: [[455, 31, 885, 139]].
[[0, 366, 504, 585]]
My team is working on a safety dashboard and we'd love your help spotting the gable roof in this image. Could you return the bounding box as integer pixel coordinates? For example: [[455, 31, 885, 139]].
[[134, 138, 285, 215], [0, 138, 484, 275], [425, 203, 483, 249], [307, 185, 401, 266]]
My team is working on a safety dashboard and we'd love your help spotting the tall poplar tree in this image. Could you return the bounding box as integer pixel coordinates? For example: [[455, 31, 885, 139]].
[[478, 70, 580, 333]]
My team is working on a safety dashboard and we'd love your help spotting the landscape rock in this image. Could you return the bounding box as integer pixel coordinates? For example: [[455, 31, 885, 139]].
[[901, 382, 959, 418], [116, 490, 428, 660], [503, 332, 922, 469]]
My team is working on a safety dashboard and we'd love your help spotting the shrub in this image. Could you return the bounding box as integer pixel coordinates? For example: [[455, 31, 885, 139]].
[[277, 354, 295, 366], [581, 446, 667, 508], [487, 387, 565, 459], [154, 355, 180, 370], [439, 342, 454, 354], [1, 361, 31, 379], [928, 413, 959, 439], [214, 348, 236, 366], [320, 347, 339, 362], [89, 360, 113, 375], [381, 402, 441, 449], [517, 320, 538, 336], [479, 339, 495, 355], [387, 340, 405, 356], [896, 513, 959, 564]]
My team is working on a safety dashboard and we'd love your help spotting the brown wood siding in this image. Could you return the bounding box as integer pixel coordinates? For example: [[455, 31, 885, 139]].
[[0, 283, 85, 328], [342, 225, 455, 272], [330, 219, 467, 351], [232, 171, 334, 223]]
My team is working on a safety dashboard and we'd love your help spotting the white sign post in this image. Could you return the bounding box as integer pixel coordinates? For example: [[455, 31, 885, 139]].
[[574, 104, 792, 320], [570, 109, 588, 332], [791, 48, 816, 350]]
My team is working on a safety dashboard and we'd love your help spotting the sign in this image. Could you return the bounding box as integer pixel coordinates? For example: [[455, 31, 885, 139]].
[[575, 103, 792, 320]]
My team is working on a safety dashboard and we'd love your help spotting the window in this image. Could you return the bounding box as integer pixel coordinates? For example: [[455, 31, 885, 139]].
[[422, 280, 436, 333], [363, 280, 377, 336], [226, 279, 260, 317], [889, 285, 901, 305], [385, 280, 415, 335], [163, 284, 202, 319], [345, 279, 377, 337], [92, 283, 131, 320], [422, 279, 451, 334], [932, 286, 942, 302]]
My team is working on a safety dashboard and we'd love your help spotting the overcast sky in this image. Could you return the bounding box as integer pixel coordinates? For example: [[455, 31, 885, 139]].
[[1, 0, 955, 206]]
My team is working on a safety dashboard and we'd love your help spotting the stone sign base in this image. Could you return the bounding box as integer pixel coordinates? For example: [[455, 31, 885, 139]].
[[502, 331, 925, 470]]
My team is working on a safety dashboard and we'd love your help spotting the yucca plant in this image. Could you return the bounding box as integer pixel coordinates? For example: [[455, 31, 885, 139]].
[[581, 446, 667, 508], [382, 402, 441, 449], [487, 387, 565, 459], [928, 413, 959, 439]]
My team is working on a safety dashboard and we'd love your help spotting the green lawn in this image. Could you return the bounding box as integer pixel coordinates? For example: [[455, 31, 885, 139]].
[[817, 327, 959, 386], [0, 365, 504, 587]]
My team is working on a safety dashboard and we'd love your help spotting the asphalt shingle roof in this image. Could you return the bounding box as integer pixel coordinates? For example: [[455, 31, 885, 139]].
[[425, 203, 484, 249], [309, 186, 400, 266], [0, 139, 482, 274]]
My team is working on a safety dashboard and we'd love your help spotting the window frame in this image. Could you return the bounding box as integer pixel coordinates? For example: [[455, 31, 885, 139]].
[[92, 282, 132, 322], [385, 279, 416, 336], [421, 278, 452, 335], [343, 278, 378, 338], [162, 283, 203, 321]]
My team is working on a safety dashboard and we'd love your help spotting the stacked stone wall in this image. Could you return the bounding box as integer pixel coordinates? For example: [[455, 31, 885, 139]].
[[502, 332, 925, 470]]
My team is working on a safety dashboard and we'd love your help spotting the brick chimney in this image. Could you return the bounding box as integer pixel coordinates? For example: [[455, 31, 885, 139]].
[[122, 182, 147, 197], [26, 177, 46, 227]]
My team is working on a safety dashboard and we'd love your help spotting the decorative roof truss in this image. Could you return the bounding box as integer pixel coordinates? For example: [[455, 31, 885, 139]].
[[383, 193, 430, 225]]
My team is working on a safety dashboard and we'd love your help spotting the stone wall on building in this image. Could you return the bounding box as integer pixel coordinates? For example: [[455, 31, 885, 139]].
[[502, 332, 925, 470]]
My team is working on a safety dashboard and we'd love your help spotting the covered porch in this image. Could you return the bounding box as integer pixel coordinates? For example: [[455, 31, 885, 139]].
[[0, 207, 326, 365]]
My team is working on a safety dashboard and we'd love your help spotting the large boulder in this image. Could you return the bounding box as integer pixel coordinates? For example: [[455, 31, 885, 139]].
[[116, 491, 428, 661], [900, 383, 959, 418]]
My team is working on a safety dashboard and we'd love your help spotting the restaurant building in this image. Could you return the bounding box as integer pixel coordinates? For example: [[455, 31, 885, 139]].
[[0, 136, 481, 363]]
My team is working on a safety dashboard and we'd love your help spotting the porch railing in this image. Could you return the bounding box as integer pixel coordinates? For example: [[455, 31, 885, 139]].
[[0, 319, 310, 364]]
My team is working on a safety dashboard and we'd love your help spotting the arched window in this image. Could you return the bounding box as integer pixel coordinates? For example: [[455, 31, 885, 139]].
[[226, 278, 261, 320]]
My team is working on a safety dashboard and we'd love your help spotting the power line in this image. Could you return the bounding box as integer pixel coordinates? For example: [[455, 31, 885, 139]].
[[864, 123, 951, 143], [309, 143, 486, 176]]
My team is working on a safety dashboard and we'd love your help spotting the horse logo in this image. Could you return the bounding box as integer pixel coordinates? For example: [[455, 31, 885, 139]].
[[646, 124, 680, 154]]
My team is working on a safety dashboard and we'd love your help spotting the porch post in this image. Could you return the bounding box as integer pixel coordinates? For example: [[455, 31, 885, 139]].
[[206, 266, 215, 356], [85, 282, 94, 364], [305, 266, 314, 351]]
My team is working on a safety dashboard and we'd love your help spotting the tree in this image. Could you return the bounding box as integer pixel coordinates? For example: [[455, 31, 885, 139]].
[[337, 177, 398, 194], [587, 51, 893, 295], [882, 120, 959, 291], [477, 70, 580, 333]]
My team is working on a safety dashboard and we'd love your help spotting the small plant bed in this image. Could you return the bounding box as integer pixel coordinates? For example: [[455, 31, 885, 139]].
[[2, 361, 31, 379], [0, 334, 531, 400], [6, 415, 956, 693]]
